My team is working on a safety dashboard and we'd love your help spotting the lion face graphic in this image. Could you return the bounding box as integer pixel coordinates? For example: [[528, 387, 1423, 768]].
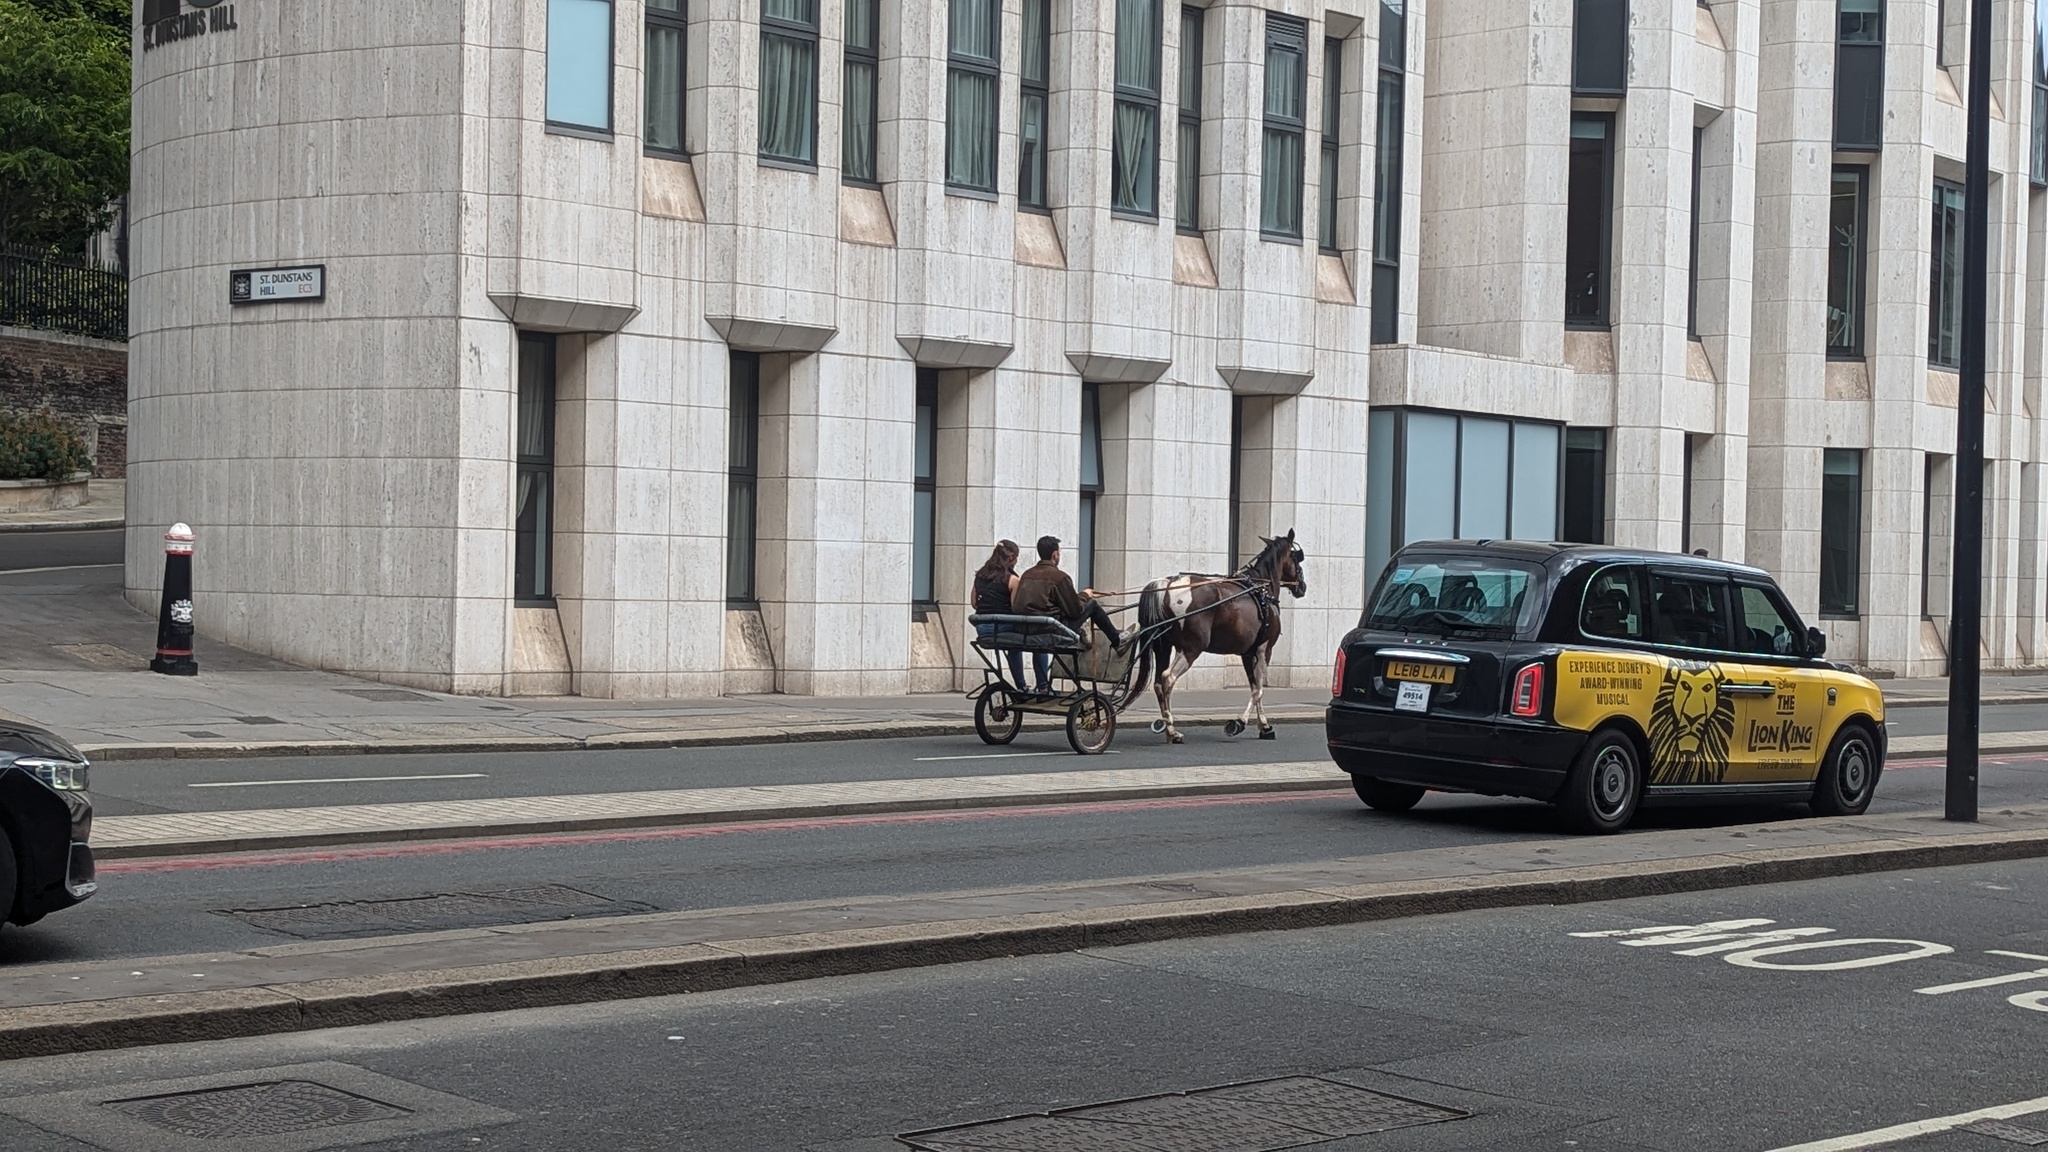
[[1647, 662, 1736, 785]]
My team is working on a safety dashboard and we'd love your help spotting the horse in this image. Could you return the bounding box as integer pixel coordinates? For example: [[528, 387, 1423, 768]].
[[1136, 530, 1308, 744]]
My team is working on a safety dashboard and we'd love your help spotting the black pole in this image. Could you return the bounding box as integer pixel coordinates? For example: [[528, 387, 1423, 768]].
[[149, 523, 198, 676], [1946, 0, 1992, 822]]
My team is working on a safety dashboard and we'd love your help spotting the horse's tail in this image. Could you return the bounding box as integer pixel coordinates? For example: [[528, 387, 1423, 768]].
[[1137, 579, 1177, 682]]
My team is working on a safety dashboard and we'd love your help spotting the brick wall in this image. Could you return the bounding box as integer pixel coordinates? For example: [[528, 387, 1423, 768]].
[[0, 327, 127, 478]]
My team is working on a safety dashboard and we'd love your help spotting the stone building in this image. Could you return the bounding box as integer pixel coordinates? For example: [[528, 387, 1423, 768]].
[[126, 0, 2048, 694]]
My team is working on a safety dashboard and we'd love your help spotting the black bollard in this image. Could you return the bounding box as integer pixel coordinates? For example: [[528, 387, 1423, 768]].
[[149, 523, 198, 676]]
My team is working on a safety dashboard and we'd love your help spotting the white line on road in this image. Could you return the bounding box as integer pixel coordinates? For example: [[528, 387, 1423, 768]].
[[1765, 1094, 2048, 1151], [188, 774, 489, 789], [913, 750, 1123, 762], [0, 562, 122, 575]]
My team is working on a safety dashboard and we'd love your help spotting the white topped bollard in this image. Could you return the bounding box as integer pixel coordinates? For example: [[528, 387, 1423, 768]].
[[148, 523, 197, 676]]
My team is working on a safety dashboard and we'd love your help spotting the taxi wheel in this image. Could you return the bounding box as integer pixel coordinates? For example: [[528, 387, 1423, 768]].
[[1812, 723, 1880, 817], [0, 824, 15, 927], [1558, 729, 1642, 835], [1351, 776, 1426, 812]]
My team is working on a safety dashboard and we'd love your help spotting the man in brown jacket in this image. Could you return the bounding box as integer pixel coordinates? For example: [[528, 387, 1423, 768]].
[[1013, 535, 1120, 642]]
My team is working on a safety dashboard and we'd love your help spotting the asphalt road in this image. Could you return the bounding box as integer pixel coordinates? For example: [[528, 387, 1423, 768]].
[[1, 857, 2043, 1150], [9, 749, 2048, 969], [0, 528, 122, 572]]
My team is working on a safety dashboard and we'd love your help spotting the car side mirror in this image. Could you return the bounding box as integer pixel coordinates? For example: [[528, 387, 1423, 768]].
[[1806, 626, 1828, 658]]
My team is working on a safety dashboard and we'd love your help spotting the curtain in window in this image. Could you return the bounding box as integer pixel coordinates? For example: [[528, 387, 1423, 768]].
[[645, 18, 683, 152], [1176, 118, 1199, 228], [759, 25, 816, 161], [1261, 130, 1301, 235], [1113, 104, 1157, 213], [1115, 0, 1157, 89], [844, 60, 876, 179], [950, 0, 997, 59], [947, 71, 997, 189]]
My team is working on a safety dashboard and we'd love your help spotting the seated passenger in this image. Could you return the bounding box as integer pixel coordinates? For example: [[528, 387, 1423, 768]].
[[1013, 535, 1121, 652], [971, 540, 1048, 693]]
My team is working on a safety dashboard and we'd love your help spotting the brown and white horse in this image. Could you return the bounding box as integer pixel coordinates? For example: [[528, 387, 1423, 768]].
[[1136, 531, 1308, 743]]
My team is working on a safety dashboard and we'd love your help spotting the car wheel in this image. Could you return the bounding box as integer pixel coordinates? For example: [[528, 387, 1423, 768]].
[[0, 824, 15, 928], [1812, 723, 1880, 817], [1557, 728, 1643, 834], [974, 688, 1023, 745], [1350, 776, 1426, 812]]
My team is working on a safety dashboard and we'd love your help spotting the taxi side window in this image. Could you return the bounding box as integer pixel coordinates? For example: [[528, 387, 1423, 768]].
[[1580, 568, 1644, 640], [1649, 572, 1732, 652], [1736, 583, 1801, 657]]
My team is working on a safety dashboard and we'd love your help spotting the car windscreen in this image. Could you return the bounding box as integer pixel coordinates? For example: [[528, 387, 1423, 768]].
[[1364, 555, 1545, 638]]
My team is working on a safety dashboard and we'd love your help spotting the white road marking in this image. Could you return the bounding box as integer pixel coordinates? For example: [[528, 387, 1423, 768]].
[[1915, 967, 2048, 996], [913, 751, 1123, 762], [188, 773, 488, 789], [0, 562, 123, 576], [1721, 938, 1953, 971], [1765, 1093, 2048, 1151], [2008, 991, 2048, 1013]]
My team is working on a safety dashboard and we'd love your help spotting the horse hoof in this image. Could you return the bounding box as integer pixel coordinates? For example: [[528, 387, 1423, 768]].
[[1258, 727, 1277, 740], [1223, 719, 1246, 738], [1149, 719, 1167, 734], [1168, 732, 1185, 745]]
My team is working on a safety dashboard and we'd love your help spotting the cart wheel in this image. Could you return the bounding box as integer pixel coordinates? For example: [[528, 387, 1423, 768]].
[[975, 687, 1023, 745], [1066, 693, 1116, 755], [1223, 719, 1246, 738]]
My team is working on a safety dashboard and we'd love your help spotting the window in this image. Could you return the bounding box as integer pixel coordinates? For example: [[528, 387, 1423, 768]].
[[546, 0, 613, 133], [1365, 557, 1543, 635], [759, 0, 818, 165], [1078, 384, 1103, 591], [1922, 453, 1946, 618], [912, 370, 938, 606], [843, 0, 878, 182], [1112, 0, 1162, 216], [2034, 0, 2047, 185], [727, 353, 761, 602], [1681, 432, 1696, 554], [1565, 113, 1615, 327], [1176, 6, 1203, 231], [1820, 449, 1863, 616], [1930, 178, 1965, 369], [1363, 408, 1563, 585], [947, 0, 999, 191], [1317, 37, 1342, 251], [1018, 0, 1051, 207], [1736, 583, 1803, 657], [1572, 0, 1628, 96], [1371, 0, 1405, 343], [1261, 14, 1308, 238], [1562, 427, 1608, 544], [1834, 0, 1884, 151], [1580, 566, 1644, 641], [1687, 126, 1702, 338], [515, 335, 558, 602], [1227, 395, 1244, 569], [1828, 166, 1869, 358], [1649, 572, 1732, 652], [644, 0, 685, 155]]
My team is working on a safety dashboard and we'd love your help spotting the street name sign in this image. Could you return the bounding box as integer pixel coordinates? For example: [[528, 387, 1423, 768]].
[[230, 265, 326, 306]]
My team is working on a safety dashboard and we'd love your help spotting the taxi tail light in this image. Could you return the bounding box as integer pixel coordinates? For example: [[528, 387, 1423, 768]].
[[1509, 663, 1545, 718], [1331, 649, 1348, 698]]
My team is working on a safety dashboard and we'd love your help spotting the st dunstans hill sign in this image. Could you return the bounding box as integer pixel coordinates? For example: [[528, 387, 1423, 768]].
[[141, 0, 238, 51]]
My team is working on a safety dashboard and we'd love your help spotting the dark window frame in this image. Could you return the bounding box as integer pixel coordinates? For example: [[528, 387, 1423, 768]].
[[1827, 164, 1870, 360], [1565, 111, 1616, 329], [842, 0, 879, 185], [1930, 176, 1965, 370], [1819, 447, 1864, 618], [1260, 12, 1309, 240], [912, 369, 939, 612], [644, 0, 687, 157], [1370, 0, 1405, 344], [1562, 426, 1608, 545], [1018, 0, 1052, 209], [1571, 0, 1628, 97], [1577, 563, 1647, 644], [1687, 125, 1702, 338], [546, 0, 617, 137], [1176, 5, 1204, 233], [1227, 395, 1244, 570], [946, 0, 1001, 193], [726, 352, 762, 605], [1077, 383, 1104, 591], [1833, 0, 1885, 152], [1317, 35, 1343, 253], [2034, 0, 2048, 186], [1111, 0, 1164, 219], [758, 0, 821, 168], [515, 334, 559, 605]]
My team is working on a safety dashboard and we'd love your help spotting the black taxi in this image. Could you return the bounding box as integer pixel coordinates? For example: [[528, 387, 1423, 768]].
[[1326, 541, 1886, 833], [0, 720, 97, 930]]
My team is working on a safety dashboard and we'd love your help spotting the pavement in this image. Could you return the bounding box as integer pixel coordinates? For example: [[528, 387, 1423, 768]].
[[0, 478, 124, 533]]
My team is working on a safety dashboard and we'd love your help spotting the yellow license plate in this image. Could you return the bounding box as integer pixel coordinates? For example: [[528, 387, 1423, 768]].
[[1385, 660, 1457, 685]]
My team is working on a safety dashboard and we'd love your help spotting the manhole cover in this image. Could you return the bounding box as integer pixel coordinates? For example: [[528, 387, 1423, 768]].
[[899, 1076, 1466, 1151], [336, 688, 436, 703], [105, 1080, 410, 1139], [217, 884, 654, 939], [1965, 1120, 2048, 1146]]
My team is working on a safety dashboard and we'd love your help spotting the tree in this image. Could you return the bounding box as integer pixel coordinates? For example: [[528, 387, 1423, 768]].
[[0, 0, 129, 251]]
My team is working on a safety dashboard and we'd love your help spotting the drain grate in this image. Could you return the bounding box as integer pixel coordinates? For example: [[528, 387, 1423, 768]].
[[899, 1076, 1466, 1152], [217, 884, 654, 939], [105, 1080, 410, 1139], [335, 688, 436, 703], [1965, 1120, 2048, 1147]]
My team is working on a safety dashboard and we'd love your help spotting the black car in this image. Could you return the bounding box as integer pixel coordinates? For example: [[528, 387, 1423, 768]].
[[0, 720, 97, 928], [1327, 541, 1886, 833]]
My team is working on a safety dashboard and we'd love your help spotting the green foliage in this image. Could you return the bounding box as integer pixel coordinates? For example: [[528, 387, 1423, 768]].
[[0, 407, 92, 481], [0, 0, 130, 250]]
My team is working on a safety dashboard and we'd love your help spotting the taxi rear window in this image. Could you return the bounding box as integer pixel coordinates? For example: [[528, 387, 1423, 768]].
[[1364, 555, 1545, 637]]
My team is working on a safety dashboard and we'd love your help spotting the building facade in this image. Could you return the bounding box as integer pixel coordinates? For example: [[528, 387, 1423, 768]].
[[127, 0, 2048, 695]]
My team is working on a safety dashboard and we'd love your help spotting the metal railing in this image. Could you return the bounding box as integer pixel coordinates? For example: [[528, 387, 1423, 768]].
[[1, 246, 127, 342]]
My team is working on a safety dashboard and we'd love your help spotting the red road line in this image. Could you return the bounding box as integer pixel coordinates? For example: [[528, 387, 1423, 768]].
[[96, 788, 1354, 875]]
